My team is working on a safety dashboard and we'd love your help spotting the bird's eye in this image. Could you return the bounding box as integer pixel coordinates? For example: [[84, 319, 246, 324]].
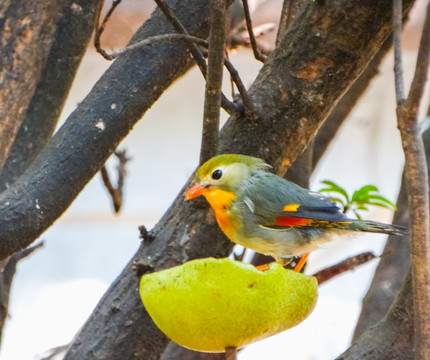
[[211, 169, 223, 180]]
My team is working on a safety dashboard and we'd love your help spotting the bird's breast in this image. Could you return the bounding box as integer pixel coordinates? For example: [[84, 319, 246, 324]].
[[203, 189, 238, 239]]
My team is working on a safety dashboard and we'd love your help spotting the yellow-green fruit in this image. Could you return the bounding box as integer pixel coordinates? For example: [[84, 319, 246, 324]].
[[140, 258, 318, 352]]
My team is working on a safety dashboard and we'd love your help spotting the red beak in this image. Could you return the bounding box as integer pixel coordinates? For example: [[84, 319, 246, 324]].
[[186, 185, 209, 200]]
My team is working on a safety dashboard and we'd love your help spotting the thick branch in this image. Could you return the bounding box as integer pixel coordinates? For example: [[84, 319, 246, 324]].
[[312, 35, 393, 169], [0, 1, 68, 171], [337, 271, 414, 359], [0, 0, 215, 260], [0, 0, 102, 191], [61, 0, 414, 359], [353, 174, 410, 339]]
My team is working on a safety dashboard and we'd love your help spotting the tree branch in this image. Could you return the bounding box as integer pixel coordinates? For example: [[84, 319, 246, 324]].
[[0, 1, 69, 171], [154, 0, 239, 116], [0, 0, 216, 260], [313, 252, 377, 285], [241, 0, 266, 62], [337, 271, 414, 359], [61, 0, 415, 359], [200, 0, 227, 164], [275, 0, 294, 46], [393, 0, 406, 102], [312, 35, 393, 169], [94, 0, 123, 60], [225, 347, 237, 360], [394, 1, 430, 357], [0, 242, 43, 344], [0, 0, 102, 192], [100, 150, 131, 213]]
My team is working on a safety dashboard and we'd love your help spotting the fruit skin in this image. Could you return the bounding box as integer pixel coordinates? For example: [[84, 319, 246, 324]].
[[140, 258, 318, 352]]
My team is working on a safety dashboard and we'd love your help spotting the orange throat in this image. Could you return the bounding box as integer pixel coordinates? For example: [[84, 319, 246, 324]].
[[203, 189, 238, 238]]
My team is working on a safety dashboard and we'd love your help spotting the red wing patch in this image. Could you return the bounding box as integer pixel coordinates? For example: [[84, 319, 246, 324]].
[[275, 216, 316, 227]]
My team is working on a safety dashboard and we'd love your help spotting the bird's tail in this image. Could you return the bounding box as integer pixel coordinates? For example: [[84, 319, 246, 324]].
[[346, 220, 408, 236]]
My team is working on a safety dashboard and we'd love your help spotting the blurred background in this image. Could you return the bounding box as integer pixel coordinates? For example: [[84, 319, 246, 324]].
[[1, 0, 428, 359]]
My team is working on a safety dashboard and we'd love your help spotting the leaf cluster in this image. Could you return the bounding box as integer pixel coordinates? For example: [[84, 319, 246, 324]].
[[318, 180, 396, 219]]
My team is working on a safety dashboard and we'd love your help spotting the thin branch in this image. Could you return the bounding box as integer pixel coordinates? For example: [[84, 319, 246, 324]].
[[96, 33, 209, 60], [276, 0, 294, 46], [223, 57, 257, 119], [155, 0, 257, 118], [312, 252, 377, 285], [241, 0, 266, 62], [154, 0, 239, 117], [407, 1, 430, 111], [394, 0, 430, 357], [393, 0, 405, 102], [100, 150, 131, 213], [0, 241, 44, 344], [199, 0, 227, 164], [94, 0, 122, 59]]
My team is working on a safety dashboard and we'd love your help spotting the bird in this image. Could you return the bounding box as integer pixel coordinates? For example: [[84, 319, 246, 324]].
[[186, 154, 408, 272]]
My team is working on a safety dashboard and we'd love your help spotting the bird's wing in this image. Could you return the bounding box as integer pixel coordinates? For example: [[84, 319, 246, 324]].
[[241, 172, 351, 229]]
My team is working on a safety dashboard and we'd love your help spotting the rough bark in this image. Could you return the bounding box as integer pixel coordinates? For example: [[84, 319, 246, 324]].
[[61, 1, 414, 359], [200, 0, 227, 164], [395, 1, 430, 356], [352, 174, 410, 339], [337, 271, 414, 360], [0, 0, 213, 259], [312, 36, 393, 169], [0, 0, 102, 191], [0, 0, 68, 171]]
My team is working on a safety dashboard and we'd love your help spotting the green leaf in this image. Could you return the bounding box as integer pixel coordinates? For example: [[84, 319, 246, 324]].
[[367, 201, 397, 209], [319, 180, 349, 202], [358, 185, 379, 194], [366, 195, 397, 209], [355, 205, 369, 211], [352, 209, 362, 220]]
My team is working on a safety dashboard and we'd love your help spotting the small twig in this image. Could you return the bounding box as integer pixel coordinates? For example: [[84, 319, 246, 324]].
[[225, 346, 237, 360], [96, 34, 209, 61], [100, 150, 131, 213], [393, 0, 405, 102], [226, 51, 236, 99], [0, 241, 44, 345], [223, 57, 257, 119], [230, 23, 274, 55], [154, 0, 257, 118], [312, 252, 377, 285], [94, 0, 123, 59], [276, 0, 294, 46], [154, 0, 239, 117], [241, 0, 266, 62]]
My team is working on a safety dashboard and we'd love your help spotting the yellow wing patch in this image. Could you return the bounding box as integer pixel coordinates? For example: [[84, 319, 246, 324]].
[[283, 204, 300, 212]]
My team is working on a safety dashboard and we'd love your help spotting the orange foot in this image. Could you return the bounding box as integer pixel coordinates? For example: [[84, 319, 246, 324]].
[[294, 253, 309, 272], [255, 263, 270, 271]]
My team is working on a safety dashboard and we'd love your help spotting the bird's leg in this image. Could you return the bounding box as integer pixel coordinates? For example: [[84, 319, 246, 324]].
[[294, 253, 309, 272], [255, 263, 271, 271]]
